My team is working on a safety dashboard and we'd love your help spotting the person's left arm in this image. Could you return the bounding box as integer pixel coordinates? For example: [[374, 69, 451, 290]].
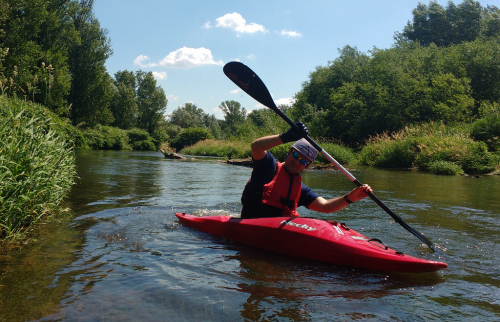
[[308, 184, 373, 213]]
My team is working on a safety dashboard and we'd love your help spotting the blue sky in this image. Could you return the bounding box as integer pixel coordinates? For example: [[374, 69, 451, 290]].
[[93, 0, 495, 120]]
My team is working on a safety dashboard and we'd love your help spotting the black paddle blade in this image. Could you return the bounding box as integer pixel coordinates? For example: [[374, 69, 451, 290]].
[[223, 62, 278, 111]]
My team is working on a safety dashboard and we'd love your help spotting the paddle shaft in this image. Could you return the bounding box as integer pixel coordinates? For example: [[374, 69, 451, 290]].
[[273, 106, 436, 250], [223, 61, 436, 252]]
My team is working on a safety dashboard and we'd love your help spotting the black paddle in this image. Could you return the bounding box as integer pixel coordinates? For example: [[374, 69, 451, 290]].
[[223, 61, 437, 252]]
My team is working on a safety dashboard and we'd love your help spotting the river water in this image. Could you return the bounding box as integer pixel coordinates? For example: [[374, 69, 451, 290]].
[[0, 150, 499, 321]]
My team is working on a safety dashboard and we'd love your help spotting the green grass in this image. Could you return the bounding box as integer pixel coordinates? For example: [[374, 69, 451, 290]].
[[0, 96, 76, 242], [428, 160, 464, 175], [181, 139, 251, 159], [180, 138, 357, 166], [358, 123, 499, 174]]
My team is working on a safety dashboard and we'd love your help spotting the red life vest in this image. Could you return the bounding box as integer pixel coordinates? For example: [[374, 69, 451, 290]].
[[261, 161, 302, 217]]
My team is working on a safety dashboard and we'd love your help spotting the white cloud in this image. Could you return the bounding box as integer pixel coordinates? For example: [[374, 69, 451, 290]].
[[167, 94, 179, 102], [133, 54, 157, 67], [246, 54, 256, 60], [274, 97, 296, 106], [230, 89, 241, 94], [212, 106, 224, 119], [203, 21, 212, 29], [215, 13, 267, 34], [280, 29, 302, 37], [152, 71, 167, 80], [159, 47, 223, 69]]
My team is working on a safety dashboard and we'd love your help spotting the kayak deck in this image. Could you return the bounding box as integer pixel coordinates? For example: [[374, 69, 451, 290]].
[[175, 213, 447, 273]]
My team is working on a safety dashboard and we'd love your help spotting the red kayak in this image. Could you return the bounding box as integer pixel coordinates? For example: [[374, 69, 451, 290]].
[[175, 213, 447, 273]]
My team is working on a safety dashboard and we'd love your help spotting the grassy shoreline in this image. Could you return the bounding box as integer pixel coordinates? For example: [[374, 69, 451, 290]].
[[181, 123, 499, 176]]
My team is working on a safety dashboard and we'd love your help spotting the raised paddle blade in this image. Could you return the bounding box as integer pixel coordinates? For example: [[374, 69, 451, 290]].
[[223, 61, 301, 135], [223, 62, 279, 112]]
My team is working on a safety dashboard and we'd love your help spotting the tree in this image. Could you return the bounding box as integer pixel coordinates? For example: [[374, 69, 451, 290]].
[[114, 70, 136, 89], [219, 100, 246, 130], [170, 127, 214, 151], [109, 82, 137, 129], [169, 102, 206, 128], [169, 102, 221, 138], [108, 69, 169, 134], [0, 0, 78, 114], [68, 0, 114, 127], [293, 46, 370, 121], [110, 70, 138, 129], [135, 70, 167, 134], [397, 0, 500, 47]]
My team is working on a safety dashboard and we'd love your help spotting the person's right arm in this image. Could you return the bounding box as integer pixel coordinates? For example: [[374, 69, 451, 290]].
[[251, 122, 309, 161], [251, 135, 283, 161]]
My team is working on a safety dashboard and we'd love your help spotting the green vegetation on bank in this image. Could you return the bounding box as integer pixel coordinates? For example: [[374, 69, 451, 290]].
[[182, 121, 499, 175], [357, 122, 499, 174], [0, 96, 76, 241]]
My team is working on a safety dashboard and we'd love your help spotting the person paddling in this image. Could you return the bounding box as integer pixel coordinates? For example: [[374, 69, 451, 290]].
[[241, 123, 373, 219]]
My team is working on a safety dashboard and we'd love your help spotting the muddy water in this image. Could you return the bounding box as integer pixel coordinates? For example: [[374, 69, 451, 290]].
[[0, 150, 499, 321]]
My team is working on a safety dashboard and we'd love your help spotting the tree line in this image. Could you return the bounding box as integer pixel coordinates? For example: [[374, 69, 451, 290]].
[[1, 0, 499, 153], [167, 0, 500, 154], [0, 0, 254, 149], [290, 0, 500, 146], [0, 0, 171, 145]]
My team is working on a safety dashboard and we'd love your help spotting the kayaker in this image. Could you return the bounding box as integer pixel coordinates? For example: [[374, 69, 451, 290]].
[[241, 123, 373, 219]]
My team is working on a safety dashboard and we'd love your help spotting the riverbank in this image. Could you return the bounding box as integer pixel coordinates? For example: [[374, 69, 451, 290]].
[[180, 122, 500, 176]]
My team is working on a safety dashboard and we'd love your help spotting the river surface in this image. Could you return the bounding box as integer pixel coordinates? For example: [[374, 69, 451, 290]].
[[1, 149, 499, 321]]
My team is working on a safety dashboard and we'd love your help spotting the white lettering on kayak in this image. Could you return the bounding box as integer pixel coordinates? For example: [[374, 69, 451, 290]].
[[280, 220, 317, 232], [333, 225, 344, 235]]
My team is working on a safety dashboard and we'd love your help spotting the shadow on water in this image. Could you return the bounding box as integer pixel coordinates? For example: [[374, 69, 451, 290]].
[[0, 150, 499, 321]]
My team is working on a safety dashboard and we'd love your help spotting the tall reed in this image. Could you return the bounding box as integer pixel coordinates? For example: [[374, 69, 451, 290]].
[[0, 97, 76, 242]]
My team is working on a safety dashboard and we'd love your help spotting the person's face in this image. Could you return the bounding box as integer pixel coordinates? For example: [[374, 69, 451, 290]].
[[283, 148, 311, 174]]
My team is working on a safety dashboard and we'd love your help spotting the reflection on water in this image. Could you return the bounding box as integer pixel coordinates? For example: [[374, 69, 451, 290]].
[[0, 150, 499, 321]]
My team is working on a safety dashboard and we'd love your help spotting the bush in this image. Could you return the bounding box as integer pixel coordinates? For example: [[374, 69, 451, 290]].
[[269, 143, 293, 162], [358, 123, 499, 174], [127, 128, 156, 150], [414, 136, 497, 174], [471, 116, 500, 152], [127, 128, 150, 142], [49, 117, 88, 148], [0, 97, 76, 241], [358, 137, 419, 168], [100, 126, 129, 150], [151, 127, 169, 149], [460, 142, 499, 174], [133, 140, 156, 151], [428, 161, 464, 175], [82, 126, 130, 150], [170, 127, 214, 151], [82, 128, 106, 149]]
